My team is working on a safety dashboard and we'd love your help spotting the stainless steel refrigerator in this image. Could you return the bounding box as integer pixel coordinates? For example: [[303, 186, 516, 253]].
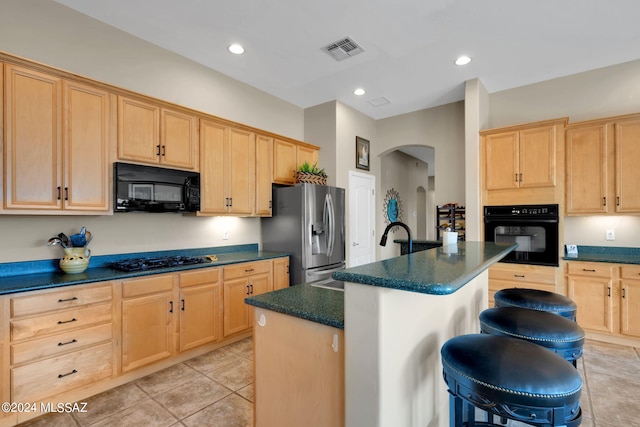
[[262, 183, 345, 285]]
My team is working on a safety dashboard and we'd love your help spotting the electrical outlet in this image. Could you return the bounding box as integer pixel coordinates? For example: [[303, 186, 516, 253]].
[[606, 229, 615, 241], [223, 230, 229, 240]]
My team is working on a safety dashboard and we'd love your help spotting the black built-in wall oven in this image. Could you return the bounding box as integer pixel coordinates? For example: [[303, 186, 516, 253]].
[[484, 204, 559, 267]]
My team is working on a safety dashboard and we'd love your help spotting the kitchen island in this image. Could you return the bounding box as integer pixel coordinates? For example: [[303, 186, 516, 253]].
[[245, 241, 517, 427]]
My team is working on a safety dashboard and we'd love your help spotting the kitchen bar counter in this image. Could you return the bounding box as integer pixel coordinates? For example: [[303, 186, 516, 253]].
[[0, 244, 289, 295], [564, 245, 640, 264], [333, 241, 517, 294]]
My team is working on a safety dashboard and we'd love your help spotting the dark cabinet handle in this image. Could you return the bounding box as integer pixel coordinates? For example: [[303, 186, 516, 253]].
[[622, 288, 626, 299], [245, 268, 255, 273], [156, 145, 161, 156], [617, 196, 620, 206], [245, 285, 250, 295], [519, 173, 522, 182], [57, 186, 61, 200], [514, 174, 518, 182], [58, 297, 78, 303], [58, 369, 78, 379], [64, 187, 69, 201], [514, 274, 525, 278], [249, 284, 254, 294], [181, 299, 185, 311], [582, 269, 596, 272], [161, 145, 166, 156], [229, 197, 232, 207], [58, 339, 78, 347], [57, 318, 77, 325], [607, 287, 611, 297], [169, 301, 173, 313], [603, 197, 607, 206]]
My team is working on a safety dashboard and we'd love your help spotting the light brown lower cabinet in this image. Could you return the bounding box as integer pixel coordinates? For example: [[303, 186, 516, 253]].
[[488, 263, 556, 306], [253, 308, 344, 427], [7, 282, 115, 403], [178, 268, 222, 352], [566, 262, 640, 342], [223, 260, 272, 337]]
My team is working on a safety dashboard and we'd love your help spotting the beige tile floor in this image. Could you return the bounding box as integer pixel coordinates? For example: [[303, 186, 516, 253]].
[[17, 338, 640, 427]]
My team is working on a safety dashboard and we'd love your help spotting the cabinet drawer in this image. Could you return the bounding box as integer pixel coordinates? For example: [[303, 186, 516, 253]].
[[11, 303, 112, 341], [224, 260, 270, 280], [122, 274, 174, 298], [11, 283, 112, 318], [180, 268, 219, 288], [620, 265, 640, 280], [11, 323, 113, 365], [566, 262, 614, 278], [12, 342, 113, 402], [489, 268, 555, 285]]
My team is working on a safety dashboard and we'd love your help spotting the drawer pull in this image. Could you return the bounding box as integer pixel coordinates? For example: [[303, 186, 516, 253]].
[[582, 269, 596, 272], [245, 268, 255, 273], [607, 287, 611, 297], [58, 369, 78, 379], [58, 297, 79, 303], [514, 274, 525, 278], [169, 301, 174, 313], [58, 339, 78, 347], [57, 318, 77, 325], [622, 288, 626, 299]]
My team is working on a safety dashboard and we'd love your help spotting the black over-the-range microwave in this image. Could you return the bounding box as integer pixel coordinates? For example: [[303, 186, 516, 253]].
[[114, 162, 200, 213]]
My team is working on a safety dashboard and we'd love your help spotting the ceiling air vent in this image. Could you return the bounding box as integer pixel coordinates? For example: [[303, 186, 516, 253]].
[[322, 37, 365, 61]]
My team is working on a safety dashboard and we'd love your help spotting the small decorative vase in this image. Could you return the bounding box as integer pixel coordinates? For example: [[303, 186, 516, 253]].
[[60, 247, 91, 274]]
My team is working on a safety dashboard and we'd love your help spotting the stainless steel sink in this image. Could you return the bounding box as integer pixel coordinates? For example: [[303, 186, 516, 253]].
[[309, 278, 344, 291]]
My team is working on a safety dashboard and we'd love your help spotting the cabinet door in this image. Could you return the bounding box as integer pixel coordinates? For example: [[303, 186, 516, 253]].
[[161, 108, 198, 170], [254, 308, 344, 427], [297, 145, 319, 169], [273, 139, 297, 184], [249, 273, 272, 297], [621, 279, 640, 338], [272, 258, 290, 290], [199, 119, 228, 214], [227, 128, 254, 215], [565, 124, 609, 214], [117, 95, 160, 164], [223, 278, 251, 337], [484, 131, 519, 190], [567, 275, 613, 334], [255, 134, 273, 216], [179, 283, 221, 352], [4, 64, 62, 209], [122, 291, 174, 372], [519, 126, 556, 188], [63, 80, 111, 211], [615, 118, 640, 213]]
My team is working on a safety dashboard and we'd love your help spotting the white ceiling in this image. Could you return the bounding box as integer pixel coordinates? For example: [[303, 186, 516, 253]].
[[54, 0, 640, 121]]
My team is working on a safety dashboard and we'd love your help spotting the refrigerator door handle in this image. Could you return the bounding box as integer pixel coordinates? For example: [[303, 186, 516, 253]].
[[326, 193, 335, 257]]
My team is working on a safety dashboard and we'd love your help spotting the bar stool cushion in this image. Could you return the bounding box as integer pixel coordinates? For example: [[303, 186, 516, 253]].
[[480, 307, 585, 363], [441, 334, 582, 426], [494, 288, 577, 321]]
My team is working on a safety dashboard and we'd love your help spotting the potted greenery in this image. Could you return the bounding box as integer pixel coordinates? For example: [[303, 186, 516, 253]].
[[296, 161, 328, 185]]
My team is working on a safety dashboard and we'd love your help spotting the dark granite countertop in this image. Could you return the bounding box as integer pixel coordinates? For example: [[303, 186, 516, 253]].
[[563, 245, 640, 265], [0, 245, 289, 295], [245, 284, 344, 329], [333, 241, 517, 295]]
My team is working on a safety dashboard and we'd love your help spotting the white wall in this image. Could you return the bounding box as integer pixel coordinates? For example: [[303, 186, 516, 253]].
[[0, 0, 306, 262], [304, 102, 338, 186], [488, 59, 640, 248]]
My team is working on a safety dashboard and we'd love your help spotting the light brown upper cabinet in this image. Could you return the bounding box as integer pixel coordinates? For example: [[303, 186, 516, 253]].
[[117, 95, 198, 170], [199, 119, 254, 215], [566, 114, 640, 215], [255, 134, 274, 216], [3, 64, 112, 212], [272, 138, 319, 185], [483, 121, 561, 191]]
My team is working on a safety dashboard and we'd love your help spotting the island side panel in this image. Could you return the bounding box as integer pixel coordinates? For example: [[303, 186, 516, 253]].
[[344, 270, 488, 427]]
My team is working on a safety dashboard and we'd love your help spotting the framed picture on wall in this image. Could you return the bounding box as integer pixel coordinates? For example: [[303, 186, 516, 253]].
[[356, 136, 370, 171]]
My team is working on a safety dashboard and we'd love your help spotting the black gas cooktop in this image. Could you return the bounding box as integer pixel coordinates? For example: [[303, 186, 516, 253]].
[[109, 256, 208, 272]]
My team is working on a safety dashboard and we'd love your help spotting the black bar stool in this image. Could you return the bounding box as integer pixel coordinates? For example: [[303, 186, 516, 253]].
[[441, 334, 582, 427], [494, 288, 577, 321], [480, 306, 585, 367]]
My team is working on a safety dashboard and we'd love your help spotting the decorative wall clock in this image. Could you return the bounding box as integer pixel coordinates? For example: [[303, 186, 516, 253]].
[[382, 188, 403, 230]]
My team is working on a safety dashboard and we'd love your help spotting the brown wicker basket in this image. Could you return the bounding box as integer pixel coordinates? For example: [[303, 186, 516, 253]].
[[296, 171, 327, 185]]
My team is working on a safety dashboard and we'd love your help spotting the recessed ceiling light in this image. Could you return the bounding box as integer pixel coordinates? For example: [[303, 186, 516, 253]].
[[455, 55, 472, 66], [354, 88, 366, 96], [228, 43, 245, 55]]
